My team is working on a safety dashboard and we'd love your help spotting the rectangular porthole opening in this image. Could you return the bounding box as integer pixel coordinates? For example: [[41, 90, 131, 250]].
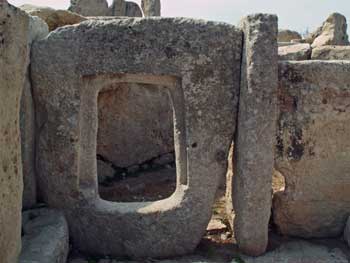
[[96, 80, 178, 202]]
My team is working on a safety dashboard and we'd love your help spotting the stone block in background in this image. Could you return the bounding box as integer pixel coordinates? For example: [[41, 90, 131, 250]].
[[278, 43, 311, 61], [312, 45, 350, 60]]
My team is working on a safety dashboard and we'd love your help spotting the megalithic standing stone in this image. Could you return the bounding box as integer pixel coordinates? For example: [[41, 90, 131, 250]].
[[232, 13, 278, 256], [141, 0, 161, 16], [0, 1, 30, 262]]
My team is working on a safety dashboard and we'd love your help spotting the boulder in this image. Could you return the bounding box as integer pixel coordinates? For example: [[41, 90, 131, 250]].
[[20, 4, 86, 31], [125, 1, 143, 17], [311, 13, 349, 48], [0, 2, 30, 262], [231, 14, 278, 256], [239, 241, 348, 263], [20, 208, 69, 263], [21, 15, 49, 210], [142, 0, 161, 16], [345, 217, 350, 248], [278, 43, 311, 60], [278, 29, 302, 42], [274, 61, 350, 238], [312, 45, 350, 60], [69, 0, 109, 16]]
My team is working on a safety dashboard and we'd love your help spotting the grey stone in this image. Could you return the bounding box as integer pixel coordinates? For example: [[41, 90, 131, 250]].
[[97, 83, 174, 168], [97, 159, 115, 183], [20, 208, 69, 263], [0, 2, 30, 262], [152, 153, 175, 166], [109, 0, 126, 16], [278, 29, 301, 42], [278, 43, 311, 60], [231, 14, 278, 256], [274, 61, 350, 238], [142, 0, 161, 16], [32, 18, 242, 258], [125, 1, 143, 17], [21, 15, 49, 210], [312, 45, 350, 60], [69, 0, 109, 17], [311, 13, 349, 48], [239, 241, 348, 263], [345, 217, 350, 248], [20, 4, 87, 31]]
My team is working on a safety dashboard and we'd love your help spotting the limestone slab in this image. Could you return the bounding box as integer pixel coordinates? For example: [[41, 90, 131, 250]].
[[278, 43, 311, 61], [20, 208, 69, 263], [312, 45, 350, 60], [32, 17, 242, 258], [0, 2, 30, 262], [274, 60, 350, 238], [230, 14, 278, 257]]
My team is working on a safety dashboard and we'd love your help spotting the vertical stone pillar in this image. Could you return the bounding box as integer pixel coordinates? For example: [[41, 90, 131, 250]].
[[232, 14, 278, 256], [141, 0, 161, 16], [0, 1, 30, 262]]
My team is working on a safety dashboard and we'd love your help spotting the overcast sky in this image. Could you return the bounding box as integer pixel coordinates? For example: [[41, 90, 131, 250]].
[[8, 0, 350, 35]]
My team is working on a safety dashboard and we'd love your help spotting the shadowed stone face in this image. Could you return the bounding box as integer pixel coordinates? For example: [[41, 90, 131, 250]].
[[32, 18, 242, 258], [0, 2, 30, 262]]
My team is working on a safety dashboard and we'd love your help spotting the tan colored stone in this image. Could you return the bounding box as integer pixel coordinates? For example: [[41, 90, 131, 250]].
[[312, 45, 350, 60], [278, 43, 311, 60], [278, 29, 301, 42], [311, 13, 349, 48], [142, 0, 160, 16], [20, 4, 86, 31], [275, 61, 350, 238], [0, 2, 30, 262], [69, 0, 109, 17]]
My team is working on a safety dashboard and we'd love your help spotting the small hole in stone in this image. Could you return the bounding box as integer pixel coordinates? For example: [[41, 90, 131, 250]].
[[192, 142, 198, 148]]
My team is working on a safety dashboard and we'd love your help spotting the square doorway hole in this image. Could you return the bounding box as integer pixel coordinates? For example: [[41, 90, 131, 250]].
[[97, 82, 176, 202]]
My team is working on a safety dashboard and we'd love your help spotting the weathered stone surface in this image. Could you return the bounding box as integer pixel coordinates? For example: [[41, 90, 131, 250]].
[[278, 43, 311, 61], [274, 61, 350, 238], [312, 45, 350, 60], [69, 0, 108, 17], [231, 14, 278, 256], [20, 4, 86, 31], [0, 2, 29, 262], [239, 241, 348, 263], [97, 159, 115, 183], [278, 29, 301, 42], [345, 217, 350, 248], [125, 1, 143, 17], [109, 0, 142, 17], [21, 15, 49, 210], [32, 18, 242, 258], [142, 0, 161, 16], [311, 13, 349, 48], [97, 83, 174, 169], [20, 208, 69, 263]]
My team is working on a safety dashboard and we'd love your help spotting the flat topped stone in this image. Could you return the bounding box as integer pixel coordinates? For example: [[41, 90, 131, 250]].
[[312, 45, 350, 60], [32, 17, 242, 259], [278, 43, 311, 61]]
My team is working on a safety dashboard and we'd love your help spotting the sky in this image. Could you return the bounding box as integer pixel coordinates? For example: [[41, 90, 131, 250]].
[[8, 0, 350, 35]]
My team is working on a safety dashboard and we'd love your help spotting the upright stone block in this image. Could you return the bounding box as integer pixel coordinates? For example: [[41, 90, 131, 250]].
[[274, 61, 350, 238], [142, 0, 161, 16], [0, 2, 30, 262], [32, 18, 242, 258], [231, 14, 278, 256]]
